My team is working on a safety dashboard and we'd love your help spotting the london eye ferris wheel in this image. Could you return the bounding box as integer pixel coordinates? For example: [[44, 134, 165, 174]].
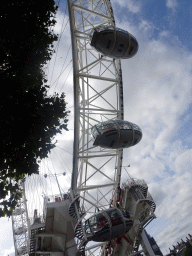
[[12, 1, 156, 255]]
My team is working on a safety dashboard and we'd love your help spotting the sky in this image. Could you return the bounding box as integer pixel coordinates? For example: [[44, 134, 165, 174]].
[[1, 0, 192, 255]]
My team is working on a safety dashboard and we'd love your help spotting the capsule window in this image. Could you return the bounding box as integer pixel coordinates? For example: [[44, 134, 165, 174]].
[[102, 31, 113, 36], [109, 209, 123, 226], [118, 44, 124, 52], [85, 220, 91, 234], [105, 131, 117, 137], [122, 209, 133, 218], [122, 123, 131, 129], [98, 215, 108, 227], [106, 40, 112, 49], [92, 126, 100, 138], [132, 124, 141, 132], [87, 213, 108, 234]]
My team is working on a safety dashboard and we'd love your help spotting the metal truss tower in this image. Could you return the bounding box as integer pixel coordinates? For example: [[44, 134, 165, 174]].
[[12, 182, 30, 256]]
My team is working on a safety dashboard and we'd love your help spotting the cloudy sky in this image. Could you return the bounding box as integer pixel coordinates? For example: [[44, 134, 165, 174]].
[[1, 0, 192, 255], [112, 0, 192, 254]]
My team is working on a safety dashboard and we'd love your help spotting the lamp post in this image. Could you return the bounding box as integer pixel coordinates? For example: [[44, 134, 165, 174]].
[[44, 172, 66, 199]]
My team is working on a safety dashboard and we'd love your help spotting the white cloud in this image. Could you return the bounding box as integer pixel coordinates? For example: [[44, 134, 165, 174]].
[[53, 10, 70, 35], [0, 218, 14, 256], [174, 149, 192, 173], [2, 247, 15, 256], [139, 20, 153, 34], [114, 0, 142, 14], [146, 170, 192, 253], [166, 0, 178, 10], [159, 30, 170, 38]]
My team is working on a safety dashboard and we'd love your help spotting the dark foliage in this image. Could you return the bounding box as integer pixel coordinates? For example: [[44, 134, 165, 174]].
[[183, 247, 192, 256], [0, 0, 69, 216]]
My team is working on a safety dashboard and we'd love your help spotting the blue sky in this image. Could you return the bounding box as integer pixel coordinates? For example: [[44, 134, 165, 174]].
[[113, 0, 192, 52], [1, 0, 192, 255]]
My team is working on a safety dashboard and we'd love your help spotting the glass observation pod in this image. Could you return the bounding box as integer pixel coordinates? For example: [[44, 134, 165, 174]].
[[85, 208, 133, 242], [90, 25, 138, 59], [91, 120, 142, 149]]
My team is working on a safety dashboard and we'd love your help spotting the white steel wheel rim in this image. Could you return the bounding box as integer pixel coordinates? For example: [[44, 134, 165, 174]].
[[68, 0, 124, 254]]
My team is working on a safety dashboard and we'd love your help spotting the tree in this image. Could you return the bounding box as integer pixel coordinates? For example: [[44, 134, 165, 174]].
[[0, 0, 69, 216], [183, 247, 192, 256]]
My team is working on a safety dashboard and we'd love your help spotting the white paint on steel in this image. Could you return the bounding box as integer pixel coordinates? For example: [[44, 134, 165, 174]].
[[12, 182, 30, 256], [68, 0, 124, 254]]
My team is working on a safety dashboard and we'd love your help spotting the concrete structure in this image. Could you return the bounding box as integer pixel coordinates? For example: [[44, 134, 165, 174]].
[[141, 230, 163, 256], [29, 195, 77, 256]]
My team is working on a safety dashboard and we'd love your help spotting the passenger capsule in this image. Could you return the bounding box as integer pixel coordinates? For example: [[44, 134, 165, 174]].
[[84, 208, 133, 242], [91, 120, 142, 149], [90, 25, 138, 59]]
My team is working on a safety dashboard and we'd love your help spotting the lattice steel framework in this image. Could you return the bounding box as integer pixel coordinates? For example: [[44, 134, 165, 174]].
[[12, 183, 30, 256], [68, 0, 124, 213], [68, 0, 124, 254]]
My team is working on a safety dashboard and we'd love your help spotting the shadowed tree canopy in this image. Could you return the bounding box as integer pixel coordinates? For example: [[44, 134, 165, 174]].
[[0, 0, 69, 216], [182, 247, 192, 256]]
